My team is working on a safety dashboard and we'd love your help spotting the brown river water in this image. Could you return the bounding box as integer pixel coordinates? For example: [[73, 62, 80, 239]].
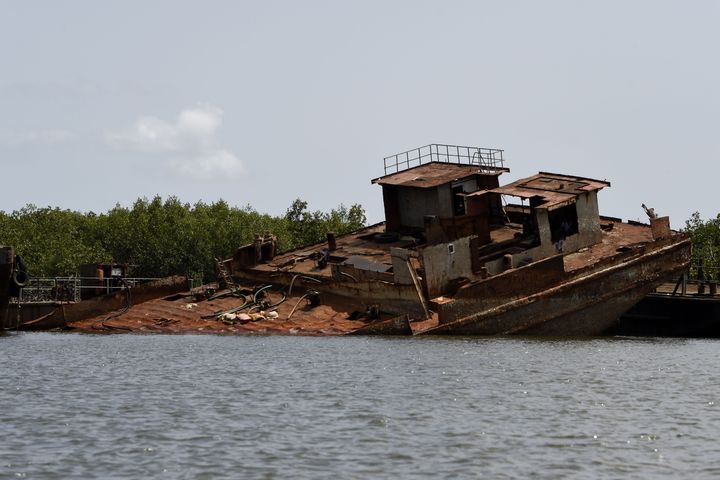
[[2, 333, 719, 479]]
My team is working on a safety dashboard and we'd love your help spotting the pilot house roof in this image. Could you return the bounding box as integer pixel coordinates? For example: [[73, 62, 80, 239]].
[[371, 162, 507, 189]]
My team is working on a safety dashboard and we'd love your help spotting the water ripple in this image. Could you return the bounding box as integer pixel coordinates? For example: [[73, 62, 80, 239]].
[[2, 333, 720, 478]]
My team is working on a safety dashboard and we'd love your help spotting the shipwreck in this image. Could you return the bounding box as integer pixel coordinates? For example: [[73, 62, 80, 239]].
[[4, 144, 692, 336], [223, 143, 691, 336]]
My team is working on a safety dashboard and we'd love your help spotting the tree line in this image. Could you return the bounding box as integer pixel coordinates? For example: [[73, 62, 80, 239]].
[[0, 197, 366, 284]]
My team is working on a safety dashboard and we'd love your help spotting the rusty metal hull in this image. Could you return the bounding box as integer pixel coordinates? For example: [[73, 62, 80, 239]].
[[417, 236, 691, 336], [17, 311, 65, 331], [347, 314, 412, 335]]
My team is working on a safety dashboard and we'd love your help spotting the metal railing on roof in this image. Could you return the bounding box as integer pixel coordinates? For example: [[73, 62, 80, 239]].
[[9, 276, 163, 304], [383, 143, 504, 175]]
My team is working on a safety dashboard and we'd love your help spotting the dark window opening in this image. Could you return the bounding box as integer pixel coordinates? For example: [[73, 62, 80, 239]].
[[521, 213, 541, 247], [452, 186, 466, 216], [549, 204, 579, 243]]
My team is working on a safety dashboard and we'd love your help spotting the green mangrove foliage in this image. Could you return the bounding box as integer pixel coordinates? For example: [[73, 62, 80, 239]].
[[0, 197, 366, 283], [683, 211, 720, 278]]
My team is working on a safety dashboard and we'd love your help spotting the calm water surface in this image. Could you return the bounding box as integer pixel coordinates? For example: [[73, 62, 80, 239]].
[[2, 333, 720, 479]]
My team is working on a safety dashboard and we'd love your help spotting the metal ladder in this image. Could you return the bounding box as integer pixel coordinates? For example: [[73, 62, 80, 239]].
[[215, 258, 238, 293]]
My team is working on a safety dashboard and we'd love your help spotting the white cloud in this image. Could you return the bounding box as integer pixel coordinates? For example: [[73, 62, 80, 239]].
[[106, 105, 244, 179], [173, 149, 244, 180], [3, 129, 76, 146]]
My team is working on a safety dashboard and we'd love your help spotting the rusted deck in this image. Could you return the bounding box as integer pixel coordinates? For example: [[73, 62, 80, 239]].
[[65, 288, 403, 335], [564, 219, 652, 269], [249, 223, 398, 278], [248, 217, 655, 279]]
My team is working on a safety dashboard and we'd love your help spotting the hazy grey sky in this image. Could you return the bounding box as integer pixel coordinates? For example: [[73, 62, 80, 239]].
[[1, 1, 718, 228]]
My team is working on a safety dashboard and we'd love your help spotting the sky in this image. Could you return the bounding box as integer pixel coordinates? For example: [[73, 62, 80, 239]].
[[1, 0, 718, 228]]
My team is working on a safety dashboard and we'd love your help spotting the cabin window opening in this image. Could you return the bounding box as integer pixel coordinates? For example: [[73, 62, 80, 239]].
[[489, 193, 504, 225], [448, 244, 455, 255], [452, 186, 466, 216], [522, 213, 541, 247], [549, 203, 579, 243]]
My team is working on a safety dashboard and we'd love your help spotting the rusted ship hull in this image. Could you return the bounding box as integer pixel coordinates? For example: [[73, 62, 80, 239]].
[[13, 235, 691, 337], [17, 311, 65, 331], [416, 236, 691, 336]]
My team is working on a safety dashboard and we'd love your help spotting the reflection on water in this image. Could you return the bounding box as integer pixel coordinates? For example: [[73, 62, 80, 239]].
[[2, 333, 719, 479]]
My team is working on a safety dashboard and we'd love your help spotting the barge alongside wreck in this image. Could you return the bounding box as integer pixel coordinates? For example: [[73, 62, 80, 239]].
[[7, 144, 692, 336], [614, 272, 720, 337]]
